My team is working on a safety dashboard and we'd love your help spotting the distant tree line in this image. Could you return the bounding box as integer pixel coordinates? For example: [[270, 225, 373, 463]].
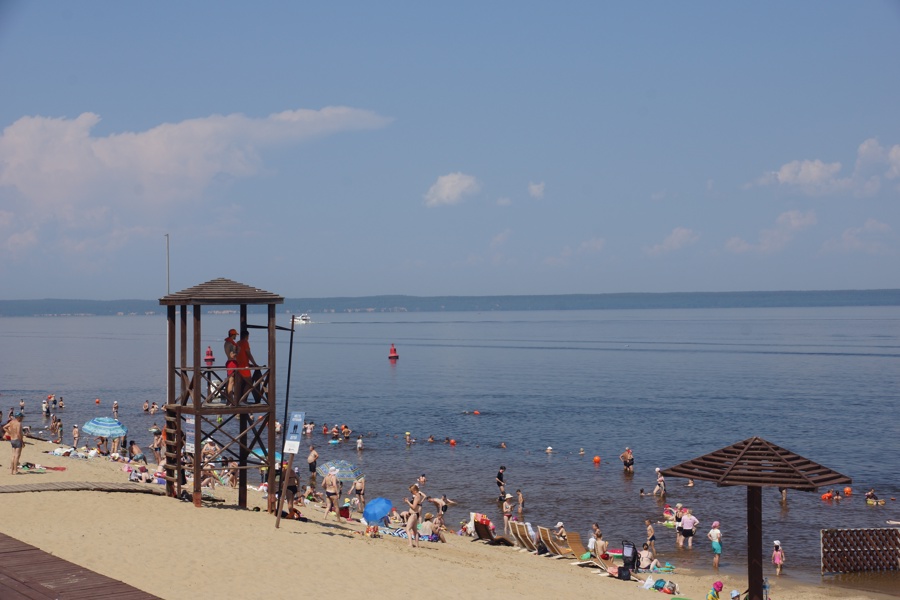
[[1, 289, 898, 317]]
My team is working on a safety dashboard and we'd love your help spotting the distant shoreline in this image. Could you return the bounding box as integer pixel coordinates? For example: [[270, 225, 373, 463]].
[[1, 288, 899, 317]]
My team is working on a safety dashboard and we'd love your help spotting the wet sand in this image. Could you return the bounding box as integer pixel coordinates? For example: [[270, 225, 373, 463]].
[[0, 438, 895, 600]]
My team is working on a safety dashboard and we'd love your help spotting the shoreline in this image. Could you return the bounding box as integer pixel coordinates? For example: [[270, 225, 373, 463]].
[[0, 439, 896, 600]]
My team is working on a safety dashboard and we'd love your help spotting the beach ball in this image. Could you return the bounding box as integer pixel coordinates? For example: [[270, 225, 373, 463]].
[[593, 456, 601, 464], [450, 439, 456, 447]]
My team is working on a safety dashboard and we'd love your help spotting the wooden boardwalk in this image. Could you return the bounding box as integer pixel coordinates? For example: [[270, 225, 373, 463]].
[[0, 533, 159, 599], [0, 481, 166, 496]]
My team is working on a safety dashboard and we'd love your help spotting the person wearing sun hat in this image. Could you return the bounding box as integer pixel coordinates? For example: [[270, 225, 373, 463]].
[[706, 580, 724, 600], [502, 493, 514, 535], [554, 521, 567, 542], [730, 590, 741, 599], [708, 520, 723, 568]]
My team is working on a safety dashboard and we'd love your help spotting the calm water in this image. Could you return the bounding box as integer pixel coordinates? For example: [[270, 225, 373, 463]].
[[3, 307, 900, 590]]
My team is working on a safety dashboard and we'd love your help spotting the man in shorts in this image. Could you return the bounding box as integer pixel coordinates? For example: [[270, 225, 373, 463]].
[[3, 412, 25, 474], [223, 329, 239, 404], [307, 445, 318, 484], [496, 466, 506, 501]]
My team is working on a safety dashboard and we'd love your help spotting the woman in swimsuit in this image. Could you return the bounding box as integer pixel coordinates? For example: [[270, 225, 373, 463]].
[[354, 476, 366, 513], [323, 467, 340, 519], [404, 484, 424, 548]]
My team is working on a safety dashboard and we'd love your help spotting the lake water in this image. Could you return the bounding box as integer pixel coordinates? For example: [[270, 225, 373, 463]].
[[3, 306, 899, 592]]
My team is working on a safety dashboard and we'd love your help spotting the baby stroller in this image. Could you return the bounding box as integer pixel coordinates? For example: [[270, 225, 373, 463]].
[[621, 540, 638, 571]]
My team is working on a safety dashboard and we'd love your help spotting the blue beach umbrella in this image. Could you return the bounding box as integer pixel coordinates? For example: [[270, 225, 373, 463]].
[[316, 459, 363, 482], [81, 417, 127, 438], [362, 497, 392, 524], [250, 448, 283, 462]]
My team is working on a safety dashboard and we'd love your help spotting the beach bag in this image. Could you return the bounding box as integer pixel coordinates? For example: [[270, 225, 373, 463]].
[[580, 552, 592, 561], [616, 567, 631, 581], [536, 540, 548, 555], [654, 579, 667, 591]]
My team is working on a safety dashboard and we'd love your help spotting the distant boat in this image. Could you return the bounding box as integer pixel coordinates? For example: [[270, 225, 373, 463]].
[[389, 344, 399, 360], [293, 314, 311, 325]]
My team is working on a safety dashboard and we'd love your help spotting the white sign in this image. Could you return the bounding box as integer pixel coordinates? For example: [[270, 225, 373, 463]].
[[283, 411, 305, 455], [184, 416, 195, 454]]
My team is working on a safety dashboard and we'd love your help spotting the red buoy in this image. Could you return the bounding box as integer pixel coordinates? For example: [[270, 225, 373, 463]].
[[95, 398, 101, 404], [388, 343, 399, 360], [204, 346, 215, 367]]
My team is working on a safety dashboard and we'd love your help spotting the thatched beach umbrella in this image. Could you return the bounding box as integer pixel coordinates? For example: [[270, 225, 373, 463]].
[[660, 436, 851, 600]]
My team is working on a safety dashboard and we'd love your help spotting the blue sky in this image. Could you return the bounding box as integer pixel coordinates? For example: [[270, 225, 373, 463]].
[[1, 2, 899, 300]]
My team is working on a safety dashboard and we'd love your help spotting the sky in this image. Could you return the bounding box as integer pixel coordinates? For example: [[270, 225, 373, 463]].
[[1, 2, 899, 300]]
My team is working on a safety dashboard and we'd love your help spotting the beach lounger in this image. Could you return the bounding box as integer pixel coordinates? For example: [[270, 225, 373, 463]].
[[512, 522, 538, 553], [566, 532, 607, 570], [473, 521, 515, 546], [538, 526, 575, 559]]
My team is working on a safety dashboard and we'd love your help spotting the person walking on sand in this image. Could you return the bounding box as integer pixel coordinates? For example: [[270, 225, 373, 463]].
[[707, 520, 722, 568], [72, 424, 80, 448], [3, 412, 25, 474], [323, 467, 340, 519], [772, 540, 785, 575]]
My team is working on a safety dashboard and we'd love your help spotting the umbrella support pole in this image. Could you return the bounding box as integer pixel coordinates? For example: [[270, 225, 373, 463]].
[[747, 486, 763, 600], [275, 453, 296, 528]]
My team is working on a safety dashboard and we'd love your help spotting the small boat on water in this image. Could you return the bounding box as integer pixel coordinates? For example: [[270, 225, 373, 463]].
[[293, 314, 312, 325]]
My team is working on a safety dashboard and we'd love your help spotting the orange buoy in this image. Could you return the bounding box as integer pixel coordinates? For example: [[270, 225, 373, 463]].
[[204, 346, 215, 367], [449, 439, 456, 446], [473, 410, 480, 415], [388, 344, 399, 360], [843, 487, 852, 496], [95, 398, 101, 404], [593, 456, 601, 464]]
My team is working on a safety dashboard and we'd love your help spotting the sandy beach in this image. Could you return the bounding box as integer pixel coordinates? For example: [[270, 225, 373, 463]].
[[0, 438, 895, 600]]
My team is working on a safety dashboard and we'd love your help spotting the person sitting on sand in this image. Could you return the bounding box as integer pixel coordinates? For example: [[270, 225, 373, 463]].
[[707, 580, 724, 600], [420, 513, 446, 543], [201, 468, 218, 489], [132, 465, 154, 483], [638, 543, 661, 571], [96, 436, 109, 455]]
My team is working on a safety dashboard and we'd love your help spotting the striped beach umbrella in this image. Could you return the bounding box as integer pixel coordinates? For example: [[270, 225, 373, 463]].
[[316, 459, 363, 482], [81, 416, 128, 438]]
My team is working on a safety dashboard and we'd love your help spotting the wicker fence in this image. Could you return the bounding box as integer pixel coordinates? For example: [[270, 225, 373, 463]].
[[820, 528, 900, 574]]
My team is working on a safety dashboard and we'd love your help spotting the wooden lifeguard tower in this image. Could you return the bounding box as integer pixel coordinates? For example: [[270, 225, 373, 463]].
[[159, 278, 283, 508]]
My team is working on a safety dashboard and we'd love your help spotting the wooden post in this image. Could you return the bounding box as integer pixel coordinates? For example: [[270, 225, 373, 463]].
[[192, 305, 202, 507], [747, 486, 763, 600], [165, 306, 176, 498], [267, 304, 277, 513]]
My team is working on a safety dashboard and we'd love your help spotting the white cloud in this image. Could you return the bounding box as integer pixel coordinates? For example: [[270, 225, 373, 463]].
[[645, 227, 699, 256], [542, 236, 605, 266], [424, 172, 480, 207], [528, 181, 545, 199], [496, 196, 512, 207], [0, 107, 391, 259], [725, 210, 816, 254], [754, 138, 900, 197], [822, 218, 892, 255], [490, 229, 511, 249]]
